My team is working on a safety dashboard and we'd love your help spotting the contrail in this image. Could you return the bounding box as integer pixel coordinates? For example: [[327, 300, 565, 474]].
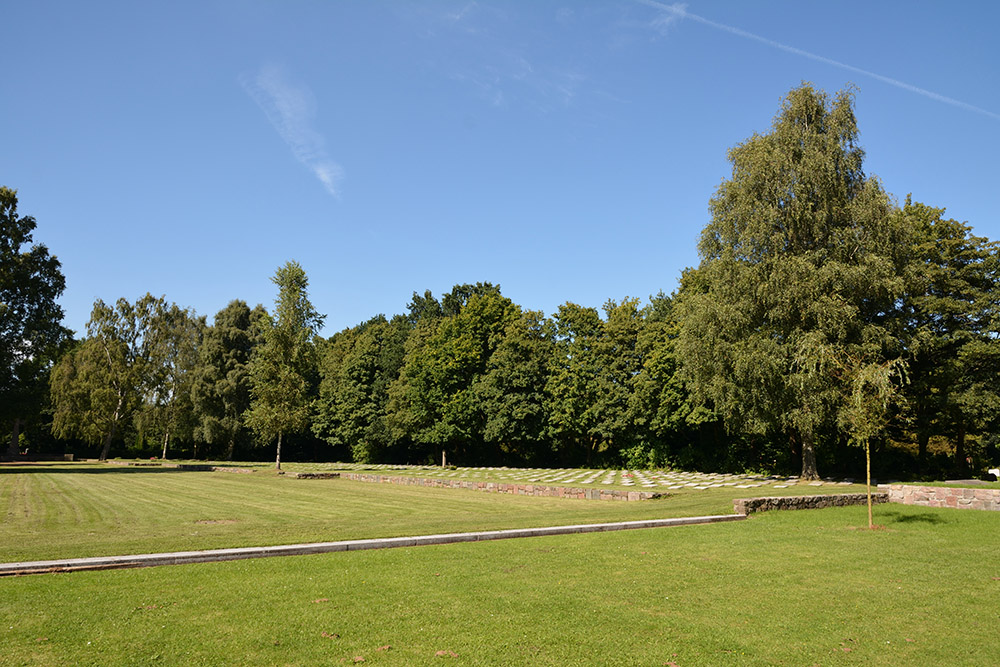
[[639, 1, 1000, 122], [241, 65, 345, 198]]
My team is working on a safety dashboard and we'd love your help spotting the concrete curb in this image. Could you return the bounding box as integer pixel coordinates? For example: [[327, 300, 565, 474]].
[[0, 514, 745, 577]]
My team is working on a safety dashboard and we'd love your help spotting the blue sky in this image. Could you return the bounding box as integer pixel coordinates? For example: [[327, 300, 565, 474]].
[[4, 1, 999, 337]]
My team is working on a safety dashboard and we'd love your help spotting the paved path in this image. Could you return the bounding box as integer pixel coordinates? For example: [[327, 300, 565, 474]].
[[0, 514, 744, 577]]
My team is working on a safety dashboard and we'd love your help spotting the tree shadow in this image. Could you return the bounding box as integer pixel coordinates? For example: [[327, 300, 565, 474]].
[[879, 509, 948, 525], [0, 463, 197, 475]]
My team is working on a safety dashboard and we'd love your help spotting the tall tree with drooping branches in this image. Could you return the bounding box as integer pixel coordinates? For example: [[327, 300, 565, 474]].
[[677, 83, 908, 479]]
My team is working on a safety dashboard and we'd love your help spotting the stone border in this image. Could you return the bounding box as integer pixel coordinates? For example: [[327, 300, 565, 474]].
[[734, 493, 887, 515], [0, 514, 745, 577], [336, 472, 665, 501], [880, 484, 1000, 511]]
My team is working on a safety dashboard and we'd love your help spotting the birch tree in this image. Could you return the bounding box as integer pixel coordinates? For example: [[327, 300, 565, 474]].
[[245, 261, 324, 470], [677, 84, 907, 479]]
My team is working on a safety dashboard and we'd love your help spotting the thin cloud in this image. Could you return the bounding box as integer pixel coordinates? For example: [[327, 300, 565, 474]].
[[639, 0, 1000, 122], [240, 65, 345, 197]]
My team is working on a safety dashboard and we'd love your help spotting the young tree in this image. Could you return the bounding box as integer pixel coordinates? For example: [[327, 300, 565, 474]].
[[838, 357, 907, 528], [245, 261, 325, 470], [1, 187, 70, 460], [677, 84, 907, 479]]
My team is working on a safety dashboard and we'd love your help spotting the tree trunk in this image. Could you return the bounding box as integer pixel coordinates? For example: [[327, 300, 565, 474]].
[[865, 440, 873, 529], [6, 418, 22, 461], [275, 432, 282, 471], [955, 421, 968, 476], [161, 431, 170, 460], [917, 430, 930, 474], [100, 427, 115, 461], [100, 397, 125, 461], [800, 430, 819, 480]]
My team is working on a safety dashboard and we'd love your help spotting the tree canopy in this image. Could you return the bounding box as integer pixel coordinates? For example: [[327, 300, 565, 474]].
[[1, 187, 70, 459], [245, 261, 325, 469], [19, 84, 1000, 479], [677, 84, 907, 479]]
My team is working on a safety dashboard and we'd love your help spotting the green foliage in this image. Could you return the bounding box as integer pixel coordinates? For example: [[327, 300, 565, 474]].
[[49, 339, 111, 446], [0, 186, 70, 459], [50, 294, 171, 459], [313, 315, 409, 462], [545, 302, 605, 465], [897, 197, 1000, 473], [191, 300, 265, 460], [29, 85, 1000, 479], [677, 83, 907, 479], [245, 261, 324, 468], [134, 304, 205, 458], [389, 289, 519, 464], [476, 309, 554, 464]]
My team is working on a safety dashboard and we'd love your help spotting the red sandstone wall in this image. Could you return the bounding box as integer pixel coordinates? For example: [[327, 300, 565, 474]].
[[882, 484, 1000, 511]]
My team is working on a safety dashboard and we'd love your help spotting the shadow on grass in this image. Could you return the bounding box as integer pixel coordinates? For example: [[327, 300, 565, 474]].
[[0, 464, 202, 475], [879, 509, 949, 525]]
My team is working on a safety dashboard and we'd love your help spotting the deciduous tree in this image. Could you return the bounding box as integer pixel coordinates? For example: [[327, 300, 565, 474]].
[[245, 261, 324, 469], [677, 84, 906, 479], [313, 315, 409, 462], [896, 198, 1000, 474], [1, 187, 70, 459], [191, 300, 266, 460], [50, 294, 169, 459], [546, 302, 605, 466], [475, 309, 553, 465], [136, 305, 205, 458]]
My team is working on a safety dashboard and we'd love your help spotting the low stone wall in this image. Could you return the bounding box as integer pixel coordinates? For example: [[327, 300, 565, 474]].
[[734, 493, 886, 515], [881, 484, 1000, 511], [290, 472, 341, 479], [338, 473, 664, 501]]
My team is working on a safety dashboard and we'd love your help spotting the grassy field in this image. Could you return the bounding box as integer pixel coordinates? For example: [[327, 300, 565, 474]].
[[0, 462, 866, 563], [3, 503, 999, 665], [4, 462, 996, 665]]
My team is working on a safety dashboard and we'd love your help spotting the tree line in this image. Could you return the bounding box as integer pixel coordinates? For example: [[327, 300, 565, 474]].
[[3, 84, 998, 479]]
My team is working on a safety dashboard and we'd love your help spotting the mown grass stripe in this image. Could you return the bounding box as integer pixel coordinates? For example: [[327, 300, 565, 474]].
[[0, 514, 745, 575]]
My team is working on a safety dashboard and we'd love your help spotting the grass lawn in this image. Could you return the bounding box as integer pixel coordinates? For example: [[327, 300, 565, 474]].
[[2, 503, 998, 665], [0, 463, 867, 563]]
